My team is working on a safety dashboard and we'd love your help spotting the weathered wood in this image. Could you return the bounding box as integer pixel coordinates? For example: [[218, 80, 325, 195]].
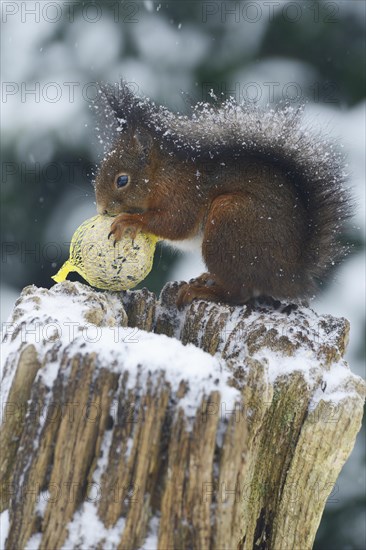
[[0, 281, 364, 550]]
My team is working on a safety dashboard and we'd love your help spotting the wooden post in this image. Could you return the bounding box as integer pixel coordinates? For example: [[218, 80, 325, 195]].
[[1, 281, 364, 549]]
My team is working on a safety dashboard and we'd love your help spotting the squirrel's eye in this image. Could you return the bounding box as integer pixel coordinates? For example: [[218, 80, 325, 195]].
[[116, 175, 129, 188]]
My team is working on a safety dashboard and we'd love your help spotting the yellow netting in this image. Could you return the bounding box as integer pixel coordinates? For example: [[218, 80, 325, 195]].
[[52, 215, 159, 291]]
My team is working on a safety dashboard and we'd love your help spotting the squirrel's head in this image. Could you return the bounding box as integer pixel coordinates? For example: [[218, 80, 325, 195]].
[[94, 128, 156, 216]]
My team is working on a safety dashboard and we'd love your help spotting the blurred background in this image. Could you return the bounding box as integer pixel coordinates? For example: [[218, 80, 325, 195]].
[[1, 0, 365, 547]]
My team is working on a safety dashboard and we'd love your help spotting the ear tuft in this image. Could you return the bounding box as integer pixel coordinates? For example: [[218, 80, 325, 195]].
[[133, 129, 153, 156]]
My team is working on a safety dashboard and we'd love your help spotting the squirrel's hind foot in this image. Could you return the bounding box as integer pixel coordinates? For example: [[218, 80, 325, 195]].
[[176, 273, 233, 309], [176, 277, 302, 315]]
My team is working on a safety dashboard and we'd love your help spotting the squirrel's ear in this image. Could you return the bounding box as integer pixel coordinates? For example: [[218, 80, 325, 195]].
[[133, 129, 153, 157]]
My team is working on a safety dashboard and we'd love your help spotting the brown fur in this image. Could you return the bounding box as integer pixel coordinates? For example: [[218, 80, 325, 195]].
[[94, 83, 352, 307]]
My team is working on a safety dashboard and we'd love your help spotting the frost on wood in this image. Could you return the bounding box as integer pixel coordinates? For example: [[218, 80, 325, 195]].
[[0, 281, 365, 550]]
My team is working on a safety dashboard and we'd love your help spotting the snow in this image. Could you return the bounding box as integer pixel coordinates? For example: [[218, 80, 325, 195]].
[[264, 347, 363, 408], [310, 360, 361, 409], [138, 515, 159, 550], [0, 510, 9, 549], [25, 533, 41, 549], [252, 336, 363, 411], [254, 349, 315, 386], [92, 429, 114, 485], [62, 502, 125, 549]]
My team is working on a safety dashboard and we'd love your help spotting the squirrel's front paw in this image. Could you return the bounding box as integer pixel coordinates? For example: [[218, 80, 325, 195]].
[[108, 213, 142, 246]]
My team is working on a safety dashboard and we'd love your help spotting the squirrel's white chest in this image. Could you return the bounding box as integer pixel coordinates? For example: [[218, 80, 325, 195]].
[[163, 233, 204, 254]]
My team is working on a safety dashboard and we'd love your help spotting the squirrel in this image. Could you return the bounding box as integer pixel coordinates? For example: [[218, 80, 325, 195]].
[[94, 82, 352, 309]]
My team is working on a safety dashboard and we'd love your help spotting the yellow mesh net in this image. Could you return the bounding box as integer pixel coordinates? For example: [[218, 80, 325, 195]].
[[52, 215, 160, 291]]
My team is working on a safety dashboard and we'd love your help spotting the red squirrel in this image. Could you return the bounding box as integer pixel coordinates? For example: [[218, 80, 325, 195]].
[[94, 83, 351, 308]]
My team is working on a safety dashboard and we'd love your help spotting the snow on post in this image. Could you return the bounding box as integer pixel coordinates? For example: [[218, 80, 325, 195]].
[[0, 281, 365, 549]]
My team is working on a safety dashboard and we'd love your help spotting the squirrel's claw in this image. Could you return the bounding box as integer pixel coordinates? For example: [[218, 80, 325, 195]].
[[107, 231, 119, 248]]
